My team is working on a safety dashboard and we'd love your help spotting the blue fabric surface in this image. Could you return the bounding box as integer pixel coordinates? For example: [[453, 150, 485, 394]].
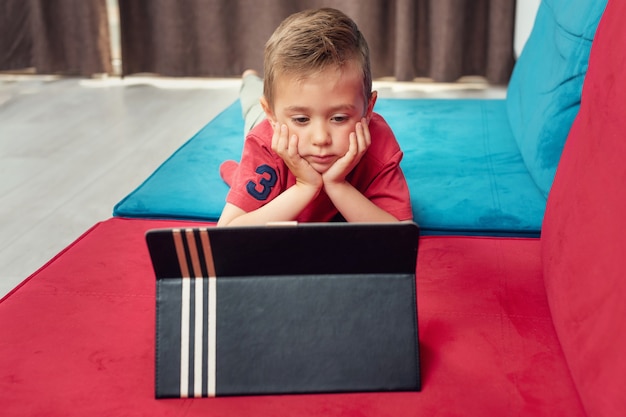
[[114, 101, 244, 222], [506, 0, 607, 197], [380, 98, 545, 236], [114, 98, 547, 236]]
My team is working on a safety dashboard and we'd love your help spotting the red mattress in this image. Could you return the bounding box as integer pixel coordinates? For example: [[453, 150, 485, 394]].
[[0, 217, 584, 416]]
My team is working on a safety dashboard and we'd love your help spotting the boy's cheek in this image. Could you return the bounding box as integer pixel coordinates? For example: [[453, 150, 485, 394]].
[[337, 131, 355, 152]]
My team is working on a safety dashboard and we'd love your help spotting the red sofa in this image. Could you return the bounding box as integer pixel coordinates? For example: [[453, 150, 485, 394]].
[[0, 1, 624, 415]]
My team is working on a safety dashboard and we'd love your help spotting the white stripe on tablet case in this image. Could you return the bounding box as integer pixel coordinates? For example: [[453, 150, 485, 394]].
[[172, 228, 217, 398]]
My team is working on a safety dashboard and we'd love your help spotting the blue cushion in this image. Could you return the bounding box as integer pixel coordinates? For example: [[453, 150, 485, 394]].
[[114, 99, 546, 236], [506, 0, 607, 197], [114, 101, 242, 222], [379, 98, 545, 236]]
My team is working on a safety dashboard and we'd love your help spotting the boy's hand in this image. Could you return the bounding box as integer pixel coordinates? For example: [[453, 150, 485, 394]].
[[323, 118, 371, 185], [271, 124, 323, 189]]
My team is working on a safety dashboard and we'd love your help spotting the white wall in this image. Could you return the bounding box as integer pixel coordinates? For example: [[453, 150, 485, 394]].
[[515, 0, 541, 57]]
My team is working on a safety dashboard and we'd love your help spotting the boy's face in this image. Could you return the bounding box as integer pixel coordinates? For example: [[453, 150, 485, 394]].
[[261, 62, 377, 174]]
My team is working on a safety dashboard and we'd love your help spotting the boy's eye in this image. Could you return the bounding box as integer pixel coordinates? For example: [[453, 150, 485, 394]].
[[291, 117, 309, 124], [331, 115, 349, 123]]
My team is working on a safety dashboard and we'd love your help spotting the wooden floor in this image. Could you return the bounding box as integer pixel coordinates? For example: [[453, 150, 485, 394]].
[[0, 75, 505, 298]]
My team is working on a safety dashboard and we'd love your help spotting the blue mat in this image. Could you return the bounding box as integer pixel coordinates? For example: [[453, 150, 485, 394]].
[[113, 98, 546, 236]]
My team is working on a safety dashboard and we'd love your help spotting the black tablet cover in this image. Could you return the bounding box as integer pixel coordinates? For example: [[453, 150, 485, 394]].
[[146, 222, 420, 398]]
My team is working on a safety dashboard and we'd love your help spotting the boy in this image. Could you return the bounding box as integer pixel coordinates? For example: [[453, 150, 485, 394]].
[[217, 8, 412, 226]]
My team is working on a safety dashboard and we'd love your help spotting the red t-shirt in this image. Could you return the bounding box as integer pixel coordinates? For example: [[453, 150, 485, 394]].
[[226, 113, 413, 222]]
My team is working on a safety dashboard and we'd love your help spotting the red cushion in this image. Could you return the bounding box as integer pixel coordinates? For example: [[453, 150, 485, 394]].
[[0, 218, 583, 416], [541, 1, 626, 415]]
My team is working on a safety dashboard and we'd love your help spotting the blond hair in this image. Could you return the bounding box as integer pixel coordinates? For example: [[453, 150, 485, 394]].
[[263, 8, 372, 108]]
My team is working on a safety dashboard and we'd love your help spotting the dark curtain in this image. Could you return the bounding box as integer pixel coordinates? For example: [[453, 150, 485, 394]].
[[0, 0, 112, 75], [119, 0, 515, 84]]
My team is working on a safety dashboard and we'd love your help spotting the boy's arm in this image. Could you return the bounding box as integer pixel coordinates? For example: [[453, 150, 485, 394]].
[[324, 181, 400, 222], [323, 119, 402, 223], [218, 124, 322, 226], [217, 182, 319, 226]]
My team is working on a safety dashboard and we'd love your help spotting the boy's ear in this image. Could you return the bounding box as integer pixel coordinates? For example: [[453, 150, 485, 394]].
[[260, 96, 277, 126], [365, 91, 378, 123]]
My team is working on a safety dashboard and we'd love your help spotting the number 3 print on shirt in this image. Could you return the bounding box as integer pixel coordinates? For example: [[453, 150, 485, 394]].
[[246, 164, 277, 200]]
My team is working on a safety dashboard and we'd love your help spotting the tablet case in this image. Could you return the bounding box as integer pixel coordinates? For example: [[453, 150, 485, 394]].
[[146, 222, 421, 398]]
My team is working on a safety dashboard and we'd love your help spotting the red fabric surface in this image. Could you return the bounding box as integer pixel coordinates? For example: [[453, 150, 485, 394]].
[[541, 0, 626, 415], [0, 218, 584, 416]]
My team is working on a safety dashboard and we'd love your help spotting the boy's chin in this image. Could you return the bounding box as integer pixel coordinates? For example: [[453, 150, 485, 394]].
[[308, 163, 332, 175]]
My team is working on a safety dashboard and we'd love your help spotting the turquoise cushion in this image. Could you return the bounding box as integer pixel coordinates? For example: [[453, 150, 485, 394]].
[[114, 102, 242, 222], [379, 99, 545, 236], [506, 0, 607, 197], [114, 99, 546, 236]]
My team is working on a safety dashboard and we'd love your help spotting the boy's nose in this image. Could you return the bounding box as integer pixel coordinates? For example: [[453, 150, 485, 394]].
[[311, 124, 331, 147]]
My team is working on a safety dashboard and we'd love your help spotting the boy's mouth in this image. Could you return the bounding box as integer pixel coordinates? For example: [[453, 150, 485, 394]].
[[309, 155, 335, 165]]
